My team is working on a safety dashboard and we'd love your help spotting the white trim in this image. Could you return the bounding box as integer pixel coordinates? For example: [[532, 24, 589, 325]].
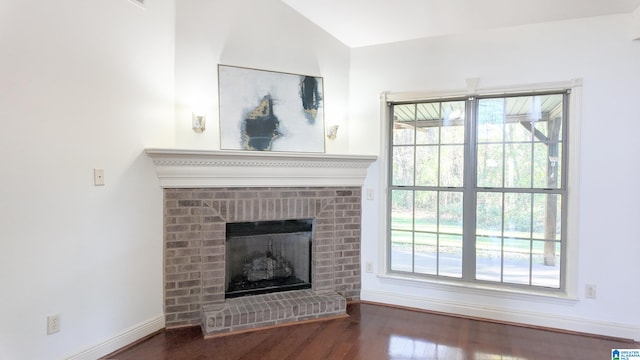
[[145, 148, 377, 188], [361, 289, 640, 341], [65, 314, 164, 360], [376, 273, 578, 304], [384, 78, 582, 103], [377, 93, 392, 276], [565, 81, 582, 299]]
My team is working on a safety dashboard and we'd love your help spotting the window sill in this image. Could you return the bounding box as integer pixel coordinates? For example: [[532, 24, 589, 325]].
[[376, 272, 579, 305]]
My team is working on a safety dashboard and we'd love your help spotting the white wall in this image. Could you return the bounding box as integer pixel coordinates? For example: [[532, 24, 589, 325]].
[[0, 1, 175, 359], [0, 1, 349, 358], [352, 14, 640, 340], [174, 0, 351, 154]]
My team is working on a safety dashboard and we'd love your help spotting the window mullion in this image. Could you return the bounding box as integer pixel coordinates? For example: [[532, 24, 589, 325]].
[[412, 104, 417, 273], [412, 190, 416, 273], [500, 192, 505, 283], [461, 97, 477, 281], [529, 192, 534, 285], [500, 98, 506, 284], [436, 103, 442, 276]]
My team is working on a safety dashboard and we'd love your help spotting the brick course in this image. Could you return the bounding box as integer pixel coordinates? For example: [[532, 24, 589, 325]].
[[163, 187, 362, 327]]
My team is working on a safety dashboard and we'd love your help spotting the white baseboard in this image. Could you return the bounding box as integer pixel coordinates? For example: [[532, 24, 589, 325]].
[[66, 314, 165, 360], [361, 289, 640, 342]]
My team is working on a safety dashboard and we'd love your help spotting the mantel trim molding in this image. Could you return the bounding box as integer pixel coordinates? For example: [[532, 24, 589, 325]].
[[145, 148, 377, 188]]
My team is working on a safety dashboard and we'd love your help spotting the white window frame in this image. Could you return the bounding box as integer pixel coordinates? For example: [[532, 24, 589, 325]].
[[376, 79, 582, 300]]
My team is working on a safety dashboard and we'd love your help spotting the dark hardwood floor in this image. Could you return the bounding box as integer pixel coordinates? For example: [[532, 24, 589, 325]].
[[105, 302, 637, 360]]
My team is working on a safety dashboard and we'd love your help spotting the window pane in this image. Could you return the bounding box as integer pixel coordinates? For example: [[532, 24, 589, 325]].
[[532, 241, 560, 288], [392, 146, 414, 186], [554, 145, 562, 187], [441, 125, 464, 144], [391, 230, 412, 272], [414, 232, 437, 275], [477, 144, 503, 187], [503, 193, 531, 238], [503, 238, 531, 285], [440, 101, 465, 144], [533, 142, 562, 189], [505, 120, 533, 142], [439, 191, 463, 235], [532, 193, 562, 241], [416, 103, 440, 145], [416, 102, 440, 121], [505, 94, 563, 139], [439, 145, 464, 187], [476, 191, 503, 281], [416, 124, 439, 145], [415, 191, 437, 233], [415, 146, 438, 187], [534, 118, 563, 141], [476, 236, 501, 282], [532, 194, 561, 286], [391, 190, 413, 230], [439, 234, 462, 278], [533, 94, 563, 140], [505, 96, 539, 142], [442, 101, 465, 120], [505, 143, 532, 188], [393, 104, 415, 145], [477, 98, 504, 142], [476, 192, 502, 237]]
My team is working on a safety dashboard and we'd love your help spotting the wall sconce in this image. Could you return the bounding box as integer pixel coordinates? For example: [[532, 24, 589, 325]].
[[192, 112, 206, 133], [326, 125, 339, 140]]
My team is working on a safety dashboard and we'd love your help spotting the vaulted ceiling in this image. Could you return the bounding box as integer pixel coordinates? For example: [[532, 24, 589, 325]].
[[282, 0, 640, 47]]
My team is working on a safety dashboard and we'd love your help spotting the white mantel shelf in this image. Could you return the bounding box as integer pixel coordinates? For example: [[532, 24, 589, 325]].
[[145, 148, 377, 188]]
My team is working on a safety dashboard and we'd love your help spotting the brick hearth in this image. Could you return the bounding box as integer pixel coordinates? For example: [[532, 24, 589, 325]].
[[163, 186, 362, 335], [202, 290, 347, 337]]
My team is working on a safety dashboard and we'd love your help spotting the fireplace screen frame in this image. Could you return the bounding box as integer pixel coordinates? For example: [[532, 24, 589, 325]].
[[225, 218, 314, 298]]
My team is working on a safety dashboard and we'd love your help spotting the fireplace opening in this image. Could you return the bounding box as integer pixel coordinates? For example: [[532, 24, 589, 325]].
[[225, 219, 313, 298]]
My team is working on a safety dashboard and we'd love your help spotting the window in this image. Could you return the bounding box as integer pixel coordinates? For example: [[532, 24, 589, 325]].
[[388, 92, 567, 290]]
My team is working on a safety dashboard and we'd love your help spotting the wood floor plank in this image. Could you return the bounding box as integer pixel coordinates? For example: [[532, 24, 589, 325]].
[[104, 303, 638, 360]]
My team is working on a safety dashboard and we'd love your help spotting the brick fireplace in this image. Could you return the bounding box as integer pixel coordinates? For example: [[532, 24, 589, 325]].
[[146, 149, 376, 336]]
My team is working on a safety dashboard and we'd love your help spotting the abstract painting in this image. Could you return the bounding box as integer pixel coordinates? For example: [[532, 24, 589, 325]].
[[218, 65, 325, 153]]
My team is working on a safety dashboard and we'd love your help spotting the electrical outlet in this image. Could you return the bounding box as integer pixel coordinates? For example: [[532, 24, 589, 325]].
[[585, 284, 597, 299], [47, 314, 60, 335], [365, 262, 373, 273], [366, 188, 375, 200]]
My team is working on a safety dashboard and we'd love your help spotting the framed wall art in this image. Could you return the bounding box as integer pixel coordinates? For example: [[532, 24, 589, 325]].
[[218, 65, 325, 153]]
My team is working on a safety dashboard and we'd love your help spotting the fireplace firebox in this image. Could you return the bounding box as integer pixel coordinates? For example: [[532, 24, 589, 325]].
[[225, 219, 313, 298]]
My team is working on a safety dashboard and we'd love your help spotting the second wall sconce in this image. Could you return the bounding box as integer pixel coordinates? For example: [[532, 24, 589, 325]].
[[192, 112, 206, 133], [326, 125, 339, 140]]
